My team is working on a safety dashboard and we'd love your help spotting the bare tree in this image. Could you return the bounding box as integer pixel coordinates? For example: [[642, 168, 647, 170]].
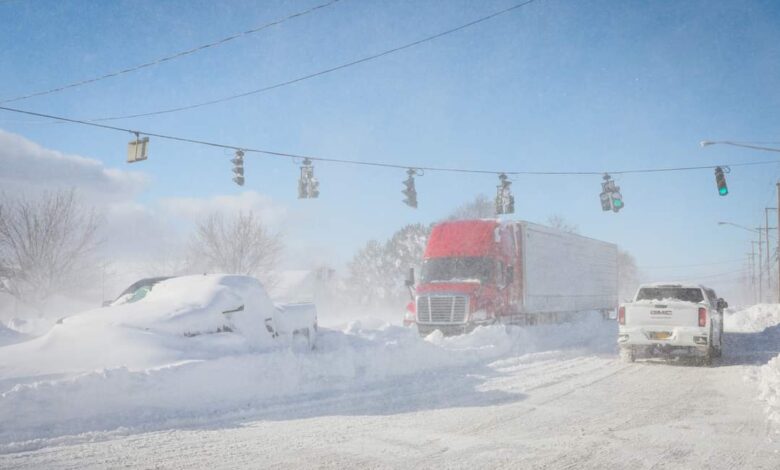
[[189, 211, 282, 288], [447, 194, 495, 220], [0, 190, 102, 308], [345, 223, 429, 306], [546, 214, 579, 234]]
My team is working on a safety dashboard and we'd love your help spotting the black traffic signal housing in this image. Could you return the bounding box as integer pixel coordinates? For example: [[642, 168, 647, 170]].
[[714, 166, 728, 196], [610, 190, 624, 212], [600, 174, 623, 212], [495, 173, 514, 215], [402, 170, 418, 208], [231, 150, 244, 186]]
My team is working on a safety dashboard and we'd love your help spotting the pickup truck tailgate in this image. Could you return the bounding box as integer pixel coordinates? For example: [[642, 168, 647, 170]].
[[624, 302, 701, 327]]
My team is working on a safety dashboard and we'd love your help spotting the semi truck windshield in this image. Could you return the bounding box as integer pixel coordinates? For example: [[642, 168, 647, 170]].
[[421, 257, 493, 283]]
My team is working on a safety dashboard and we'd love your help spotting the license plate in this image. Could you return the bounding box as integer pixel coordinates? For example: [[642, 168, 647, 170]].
[[649, 331, 672, 340]]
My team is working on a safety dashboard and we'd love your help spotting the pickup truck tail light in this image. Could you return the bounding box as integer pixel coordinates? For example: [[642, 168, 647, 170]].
[[698, 307, 707, 327], [618, 306, 625, 325]]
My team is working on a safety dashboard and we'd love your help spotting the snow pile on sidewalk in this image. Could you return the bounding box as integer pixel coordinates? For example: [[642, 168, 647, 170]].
[[728, 304, 780, 430], [724, 304, 780, 333], [0, 309, 615, 450], [758, 356, 780, 428]]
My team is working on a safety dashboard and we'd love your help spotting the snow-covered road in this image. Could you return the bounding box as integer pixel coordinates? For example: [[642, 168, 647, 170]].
[[1, 309, 779, 469]]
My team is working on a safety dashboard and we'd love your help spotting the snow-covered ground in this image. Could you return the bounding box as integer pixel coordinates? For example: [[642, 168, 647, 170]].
[[1, 305, 779, 468]]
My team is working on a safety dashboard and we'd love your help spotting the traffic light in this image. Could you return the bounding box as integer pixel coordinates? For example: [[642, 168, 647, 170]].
[[402, 169, 418, 208], [298, 158, 319, 198], [714, 166, 728, 196], [600, 174, 624, 213], [231, 150, 244, 186], [127, 134, 149, 163], [599, 191, 612, 211], [611, 190, 624, 211], [495, 173, 514, 215]]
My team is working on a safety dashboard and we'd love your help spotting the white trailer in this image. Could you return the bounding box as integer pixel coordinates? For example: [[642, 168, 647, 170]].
[[516, 222, 618, 321]]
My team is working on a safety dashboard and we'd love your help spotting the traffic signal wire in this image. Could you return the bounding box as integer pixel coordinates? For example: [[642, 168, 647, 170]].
[[0, 0, 342, 104], [81, 0, 539, 122], [701, 141, 780, 153], [640, 258, 746, 269], [2, 104, 780, 177]]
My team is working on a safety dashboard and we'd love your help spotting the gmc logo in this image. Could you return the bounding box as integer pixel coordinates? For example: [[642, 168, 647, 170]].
[[650, 310, 672, 316]]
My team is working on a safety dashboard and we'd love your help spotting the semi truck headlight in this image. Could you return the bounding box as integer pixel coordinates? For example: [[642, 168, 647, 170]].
[[470, 310, 488, 322]]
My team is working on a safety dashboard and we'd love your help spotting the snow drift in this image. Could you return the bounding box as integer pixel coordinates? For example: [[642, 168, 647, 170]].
[[0, 309, 615, 451], [724, 304, 780, 333], [726, 304, 780, 430]]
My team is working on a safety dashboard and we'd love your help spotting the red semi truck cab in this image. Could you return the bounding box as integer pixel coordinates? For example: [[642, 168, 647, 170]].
[[412, 219, 520, 336], [408, 219, 618, 336]]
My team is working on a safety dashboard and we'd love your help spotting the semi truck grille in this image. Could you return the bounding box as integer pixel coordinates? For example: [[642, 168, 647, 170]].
[[416, 295, 468, 323]]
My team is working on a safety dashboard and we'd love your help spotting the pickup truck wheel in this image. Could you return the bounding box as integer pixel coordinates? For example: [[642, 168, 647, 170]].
[[620, 347, 635, 363], [702, 333, 715, 366], [714, 322, 723, 358], [701, 351, 713, 367]]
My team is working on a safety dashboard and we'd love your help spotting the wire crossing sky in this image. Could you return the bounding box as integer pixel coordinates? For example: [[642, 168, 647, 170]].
[[0, 0, 342, 104], [2, 104, 779, 177], [83, 0, 539, 122]]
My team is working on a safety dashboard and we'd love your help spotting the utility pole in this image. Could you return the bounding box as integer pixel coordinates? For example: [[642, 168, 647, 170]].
[[766, 207, 777, 301], [758, 230, 764, 303], [777, 182, 780, 303], [751, 241, 759, 304]]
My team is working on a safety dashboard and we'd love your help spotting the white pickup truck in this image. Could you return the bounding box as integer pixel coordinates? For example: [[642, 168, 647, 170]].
[[617, 283, 727, 365]]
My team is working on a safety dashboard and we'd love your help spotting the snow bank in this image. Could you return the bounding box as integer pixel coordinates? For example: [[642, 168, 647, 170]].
[[724, 304, 780, 333], [758, 356, 780, 429], [727, 304, 780, 430], [0, 311, 615, 450]]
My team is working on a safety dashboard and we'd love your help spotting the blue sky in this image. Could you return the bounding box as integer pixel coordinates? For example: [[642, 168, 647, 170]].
[[2, 0, 780, 296]]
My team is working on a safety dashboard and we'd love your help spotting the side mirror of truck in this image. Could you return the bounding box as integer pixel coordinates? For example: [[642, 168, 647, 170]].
[[404, 267, 415, 287], [717, 298, 728, 310], [506, 265, 514, 284]]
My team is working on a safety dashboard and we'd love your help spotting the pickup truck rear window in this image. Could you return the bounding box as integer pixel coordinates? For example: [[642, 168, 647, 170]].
[[636, 287, 704, 303]]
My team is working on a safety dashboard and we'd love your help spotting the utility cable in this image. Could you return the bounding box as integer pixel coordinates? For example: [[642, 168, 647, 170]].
[[4, 104, 780, 177], [0, 0, 341, 104], [84, 0, 538, 122], [639, 258, 746, 269], [701, 141, 780, 154]]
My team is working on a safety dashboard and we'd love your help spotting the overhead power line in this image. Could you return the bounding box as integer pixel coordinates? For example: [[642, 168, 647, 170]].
[[664, 268, 751, 283], [3, 104, 780, 177], [85, 0, 539, 122], [700, 141, 780, 153], [640, 258, 746, 269], [0, 0, 341, 104]]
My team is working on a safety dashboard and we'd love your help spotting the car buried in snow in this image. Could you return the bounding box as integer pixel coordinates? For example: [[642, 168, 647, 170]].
[[617, 283, 726, 365], [92, 274, 318, 346]]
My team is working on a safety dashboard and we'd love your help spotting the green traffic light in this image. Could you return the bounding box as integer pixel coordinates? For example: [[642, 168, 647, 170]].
[[613, 199, 623, 207], [719, 187, 728, 196]]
